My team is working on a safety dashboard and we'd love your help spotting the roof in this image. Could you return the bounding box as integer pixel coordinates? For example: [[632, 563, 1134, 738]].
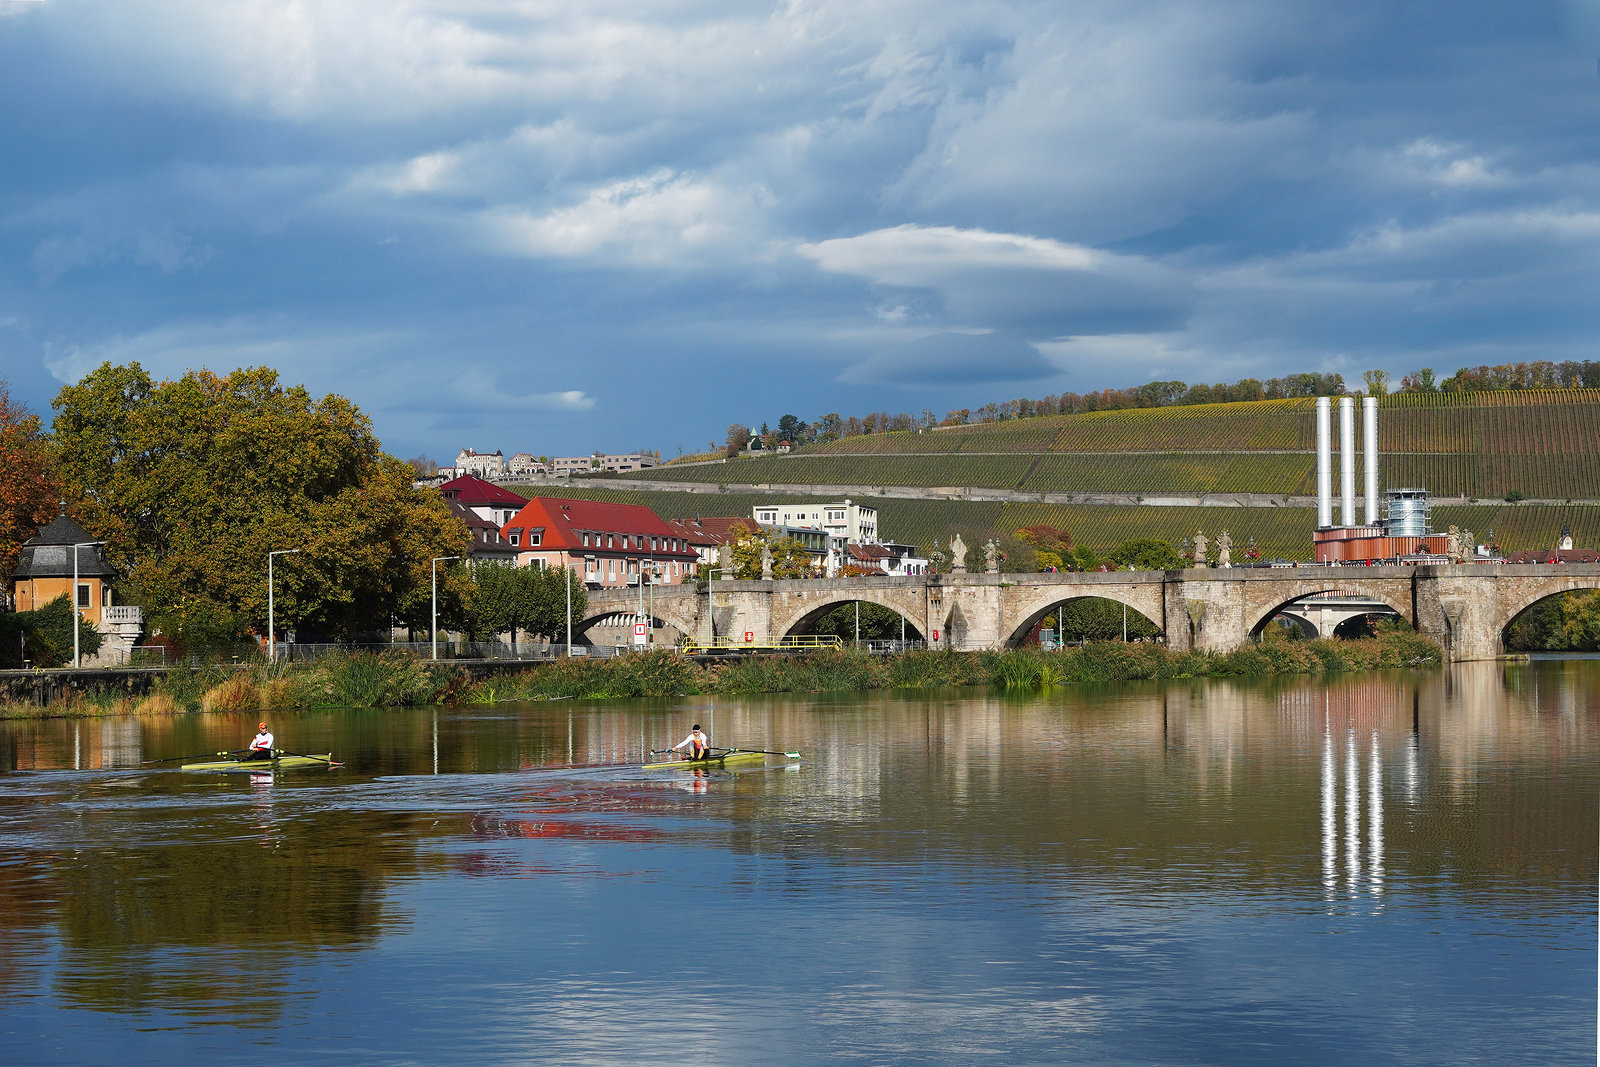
[[438, 473, 530, 508], [11, 512, 117, 581], [503, 497, 699, 558], [847, 544, 894, 561], [667, 516, 759, 547]]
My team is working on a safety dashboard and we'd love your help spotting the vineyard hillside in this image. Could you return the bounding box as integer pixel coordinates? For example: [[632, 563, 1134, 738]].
[[503, 484, 1600, 571], [630, 390, 1600, 501]]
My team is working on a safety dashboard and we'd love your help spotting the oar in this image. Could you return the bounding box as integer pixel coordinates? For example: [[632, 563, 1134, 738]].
[[140, 749, 249, 765], [275, 750, 344, 767], [732, 748, 803, 759]]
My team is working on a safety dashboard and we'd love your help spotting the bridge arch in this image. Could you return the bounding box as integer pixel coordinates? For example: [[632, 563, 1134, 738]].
[[1495, 579, 1600, 649], [1002, 593, 1164, 648], [769, 585, 927, 644], [1001, 577, 1167, 649], [1242, 581, 1415, 641]]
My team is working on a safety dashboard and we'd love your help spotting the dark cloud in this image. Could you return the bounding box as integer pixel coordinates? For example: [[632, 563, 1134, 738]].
[[0, 1, 1592, 456], [840, 331, 1056, 387]]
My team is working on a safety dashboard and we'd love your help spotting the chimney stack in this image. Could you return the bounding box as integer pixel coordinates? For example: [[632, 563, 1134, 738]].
[[1316, 397, 1332, 529], [1363, 396, 1379, 526], [1339, 397, 1355, 527]]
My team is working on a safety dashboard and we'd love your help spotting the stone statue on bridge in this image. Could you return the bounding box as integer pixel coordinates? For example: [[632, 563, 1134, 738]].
[[1191, 530, 1208, 569], [1216, 530, 1232, 569], [1446, 525, 1463, 562], [718, 542, 733, 578], [985, 539, 999, 574], [950, 533, 968, 574], [760, 540, 774, 580]]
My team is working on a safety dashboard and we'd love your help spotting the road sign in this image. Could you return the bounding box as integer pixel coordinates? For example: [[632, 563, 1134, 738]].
[[634, 622, 647, 637], [932, 629, 940, 641], [744, 631, 754, 642]]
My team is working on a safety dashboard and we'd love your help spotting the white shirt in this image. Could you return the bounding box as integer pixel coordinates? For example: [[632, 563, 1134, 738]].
[[672, 730, 708, 752], [251, 730, 274, 752]]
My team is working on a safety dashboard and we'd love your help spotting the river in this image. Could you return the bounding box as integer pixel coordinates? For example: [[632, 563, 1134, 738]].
[[0, 660, 1594, 1064]]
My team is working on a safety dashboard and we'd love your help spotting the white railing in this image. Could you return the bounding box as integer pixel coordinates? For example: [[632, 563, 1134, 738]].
[[103, 605, 144, 625]]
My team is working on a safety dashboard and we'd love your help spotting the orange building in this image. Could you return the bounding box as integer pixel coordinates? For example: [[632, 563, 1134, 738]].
[[8, 512, 119, 623]]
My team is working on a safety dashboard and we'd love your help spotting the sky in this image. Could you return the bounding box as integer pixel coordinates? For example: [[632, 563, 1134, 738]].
[[2, 1, 1598, 461]]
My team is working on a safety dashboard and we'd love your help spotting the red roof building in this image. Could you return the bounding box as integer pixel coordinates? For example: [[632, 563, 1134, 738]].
[[439, 474, 529, 526], [501, 498, 701, 587], [666, 516, 759, 569]]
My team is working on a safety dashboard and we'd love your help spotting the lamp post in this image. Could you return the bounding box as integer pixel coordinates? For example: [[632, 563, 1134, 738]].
[[565, 558, 572, 657], [267, 549, 302, 663], [71, 541, 105, 669], [431, 556, 460, 660]]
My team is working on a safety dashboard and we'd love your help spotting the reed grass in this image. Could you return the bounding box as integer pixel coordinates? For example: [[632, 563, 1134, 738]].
[[0, 631, 1443, 717]]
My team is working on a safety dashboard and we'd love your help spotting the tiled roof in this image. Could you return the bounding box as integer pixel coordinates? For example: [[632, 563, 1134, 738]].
[[667, 516, 759, 547], [11, 512, 117, 580], [438, 474, 530, 507], [502, 497, 699, 558]]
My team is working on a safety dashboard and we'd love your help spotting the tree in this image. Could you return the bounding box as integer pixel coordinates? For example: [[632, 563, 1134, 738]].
[[729, 526, 813, 579], [51, 362, 470, 643], [810, 601, 906, 641], [724, 424, 751, 457], [0, 594, 101, 668], [1107, 538, 1184, 571], [1361, 369, 1391, 396], [0, 379, 59, 577], [1016, 525, 1076, 570]]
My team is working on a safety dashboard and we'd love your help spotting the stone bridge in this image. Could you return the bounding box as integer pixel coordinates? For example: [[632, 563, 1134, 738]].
[[577, 563, 1600, 662]]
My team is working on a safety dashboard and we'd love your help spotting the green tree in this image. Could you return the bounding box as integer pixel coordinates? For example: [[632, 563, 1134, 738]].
[[810, 601, 907, 641], [1107, 538, 1184, 571], [1054, 598, 1161, 642], [51, 363, 470, 643], [0, 594, 101, 668]]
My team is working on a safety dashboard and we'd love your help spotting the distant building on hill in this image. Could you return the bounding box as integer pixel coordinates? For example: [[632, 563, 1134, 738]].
[[455, 448, 507, 478], [507, 453, 546, 478], [549, 452, 660, 476]]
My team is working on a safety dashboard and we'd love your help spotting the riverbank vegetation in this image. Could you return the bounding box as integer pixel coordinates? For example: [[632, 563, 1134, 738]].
[[2, 629, 1443, 718]]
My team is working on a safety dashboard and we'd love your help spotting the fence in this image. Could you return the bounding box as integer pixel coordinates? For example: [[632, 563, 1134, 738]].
[[279, 641, 617, 662]]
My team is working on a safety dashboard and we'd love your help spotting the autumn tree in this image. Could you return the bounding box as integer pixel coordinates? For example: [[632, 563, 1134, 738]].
[[729, 525, 813, 579], [1106, 538, 1184, 571], [50, 362, 470, 643], [0, 379, 59, 577]]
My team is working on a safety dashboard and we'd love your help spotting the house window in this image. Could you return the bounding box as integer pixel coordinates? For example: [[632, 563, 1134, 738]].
[[607, 534, 615, 548], [581, 532, 589, 546], [509, 530, 520, 546], [528, 528, 543, 547], [608, 558, 617, 577], [77, 584, 91, 609], [586, 556, 596, 574]]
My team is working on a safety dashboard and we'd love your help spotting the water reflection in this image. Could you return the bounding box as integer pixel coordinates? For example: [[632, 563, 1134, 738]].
[[0, 660, 1593, 1061]]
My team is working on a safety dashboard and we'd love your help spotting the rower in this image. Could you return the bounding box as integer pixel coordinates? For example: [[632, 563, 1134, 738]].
[[671, 724, 710, 761], [244, 721, 274, 761]]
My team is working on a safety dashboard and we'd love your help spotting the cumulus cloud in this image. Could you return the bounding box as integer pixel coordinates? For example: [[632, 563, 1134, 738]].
[[1, 0, 1595, 452], [485, 169, 772, 266]]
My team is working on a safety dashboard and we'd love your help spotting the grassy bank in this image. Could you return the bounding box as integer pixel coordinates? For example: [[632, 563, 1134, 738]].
[[0, 631, 1442, 719]]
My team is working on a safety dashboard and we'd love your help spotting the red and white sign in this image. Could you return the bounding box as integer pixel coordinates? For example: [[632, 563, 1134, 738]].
[[634, 622, 647, 637], [932, 629, 940, 641], [744, 631, 755, 642]]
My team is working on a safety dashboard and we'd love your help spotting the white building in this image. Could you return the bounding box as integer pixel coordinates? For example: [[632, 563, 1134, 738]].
[[455, 448, 508, 478], [751, 500, 877, 544], [507, 452, 546, 478]]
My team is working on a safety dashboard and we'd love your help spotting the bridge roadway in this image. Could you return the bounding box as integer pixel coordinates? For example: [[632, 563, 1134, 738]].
[[580, 563, 1600, 663]]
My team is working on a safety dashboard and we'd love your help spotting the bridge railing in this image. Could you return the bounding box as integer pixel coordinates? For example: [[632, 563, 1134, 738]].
[[677, 634, 844, 655]]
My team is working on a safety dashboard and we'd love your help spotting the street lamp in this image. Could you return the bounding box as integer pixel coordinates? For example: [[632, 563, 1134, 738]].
[[268, 549, 302, 663], [71, 540, 105, 669], [431, 556, 460, 660]]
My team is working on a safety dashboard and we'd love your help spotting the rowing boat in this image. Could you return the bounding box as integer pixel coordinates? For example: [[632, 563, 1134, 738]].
[[180, 753, 339, 772], [642, 749, 777, 771]]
